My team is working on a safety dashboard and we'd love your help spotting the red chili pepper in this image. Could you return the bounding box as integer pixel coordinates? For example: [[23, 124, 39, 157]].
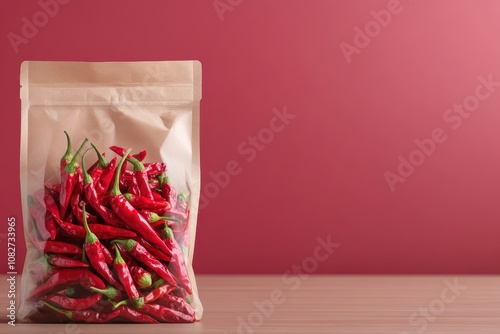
[[43, 293, 102, 311], [100, 243, 113, 265], [113, 242, 137, 266], [161, 224, 192, 294], [127, 174, 140, 195], [109, 150, 172, 256], [140, 303, 195, 323], [151, 190, 164, 202], [140, 209, 182, 226], [113, 246, 144, 308], [44, 240, 82, 255], [91, 298, 116, 313], [130, 266, 152, 289], [152, 206, 188, 224], [132, 236, 172, 262], [81, 149, 124, 227], [60, 131, 73, 171], [70, 182, 99, 225], [45, 182, 61, 195], [116, 305, 158, 323], [90, 286, 123, 302], [111, 147, 154, 200], [109, 146, 146, 161], [89, 143, 108, 178], [59, 135, 88, 218], [91, 144, 117, 194], [127, 156, 154, 200], [158, 293, 195, 317], [143, 162, 166, 176], [143, 282, 175, 304], [47, 254, 89, 268], [160, 176, 177, 208], [111, 239, 176, 287], [124, 194, 170, 211], [42, 301, 120, 323], [28, 268, 106, 300], [54, 215, 136, 240], [81, 202, 122, 289]]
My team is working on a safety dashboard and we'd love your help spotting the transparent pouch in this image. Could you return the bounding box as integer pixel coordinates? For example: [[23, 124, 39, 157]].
[[18, 61, 202, 323]]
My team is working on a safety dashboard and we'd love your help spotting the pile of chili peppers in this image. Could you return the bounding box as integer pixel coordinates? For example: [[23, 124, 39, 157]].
[[25, 132, 195, 323]]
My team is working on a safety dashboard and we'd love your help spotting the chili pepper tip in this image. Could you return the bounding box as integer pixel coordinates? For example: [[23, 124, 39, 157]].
[[110, 148, 132, 196], [91, 143, 108, 168], [62, 131, 72, 163]]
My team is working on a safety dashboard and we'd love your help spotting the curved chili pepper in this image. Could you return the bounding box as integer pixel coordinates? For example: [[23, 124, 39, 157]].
[[59, 136, 88, 218], [130, 266, 152, 289], [109, 146, 146, 161], [140, 303, 195, 323], [91, 144, 117, 194], [152, 206, 188, 224], [158, 294, 195, 317], [90, 286, 123, 302], [111, 239, 176, 287], [109, 150, 172, 256], [160, 176, 177, 208], [116, 305, 158, 323], [114, 246, 144, 308], [28, 268, 106, 300], [43, 293, 102, 311], [100, 243, 113, 265], [89, 143, 107, 177], [47, 254, 89, 268], [81, 149, 124, 227], [44, 240, 82, 255], [161, 224, 192, 294], [151, 190, 164, 202], [42, 301, 120, 323], [143, 281, 175, 304], [132, 236, 172, 262], [70, 182, 99, 225], [60, 131, 73, 171], [114, 242, 137, 266], [81, 203, 122, 289], [54, 215, 136, 239], [124, 194, 170, 211], [144, 162, 166, 176], [128, 158, 153, 200], [98, 156, 117, 194], [127, 174, 140, 196], [111, 147, 154, 200]]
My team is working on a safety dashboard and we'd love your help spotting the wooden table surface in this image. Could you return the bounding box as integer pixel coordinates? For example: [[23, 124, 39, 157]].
[[1, 275, 499, 333]]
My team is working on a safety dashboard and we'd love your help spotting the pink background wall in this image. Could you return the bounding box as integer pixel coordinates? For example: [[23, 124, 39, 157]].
[[2, 0, 500, 274]]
